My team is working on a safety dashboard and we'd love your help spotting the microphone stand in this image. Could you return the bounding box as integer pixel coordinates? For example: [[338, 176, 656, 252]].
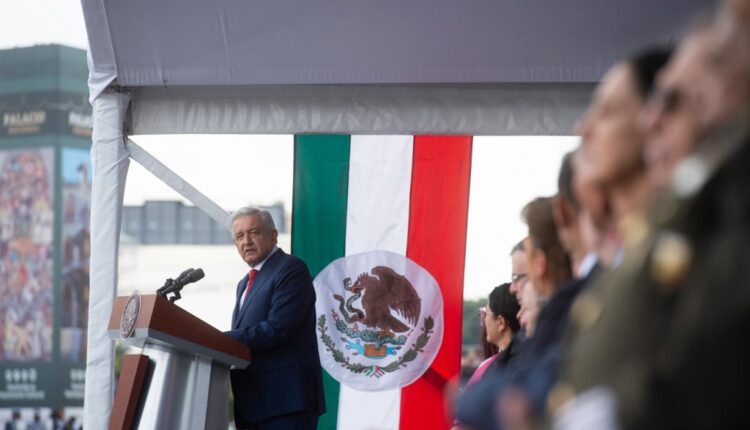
[[156, 268, 202, 303]]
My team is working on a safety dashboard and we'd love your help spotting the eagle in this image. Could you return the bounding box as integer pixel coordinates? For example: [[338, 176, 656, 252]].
[[351, 266, 421, 336]]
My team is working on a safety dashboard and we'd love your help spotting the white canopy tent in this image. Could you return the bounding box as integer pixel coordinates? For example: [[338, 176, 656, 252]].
[[79, 0, 715, 427]]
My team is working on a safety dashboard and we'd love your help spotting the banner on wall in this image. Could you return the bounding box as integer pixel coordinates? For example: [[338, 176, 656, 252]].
[[59, 147, 91, 403], [0, 92, 92, 138], [0, 148, 56, 405], [0, 145, 92, 407]]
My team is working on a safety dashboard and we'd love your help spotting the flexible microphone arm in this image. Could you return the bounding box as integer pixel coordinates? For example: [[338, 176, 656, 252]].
[[157, 268, 193, 295], [157, 268, 205, 302]]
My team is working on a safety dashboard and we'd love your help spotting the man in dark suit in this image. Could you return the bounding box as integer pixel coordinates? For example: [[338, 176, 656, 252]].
[[225, 207, 325, 430]]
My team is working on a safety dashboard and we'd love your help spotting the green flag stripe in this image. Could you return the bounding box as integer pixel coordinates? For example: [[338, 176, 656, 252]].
[[291, 134, 351, 430]]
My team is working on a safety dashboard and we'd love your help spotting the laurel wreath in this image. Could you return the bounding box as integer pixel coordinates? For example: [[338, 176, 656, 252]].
[[317, 313, 435, 376], [333, 319, 407, 346]]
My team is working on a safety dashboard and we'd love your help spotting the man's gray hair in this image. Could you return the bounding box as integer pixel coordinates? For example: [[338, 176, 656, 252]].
[[231, 206, 277, 231]]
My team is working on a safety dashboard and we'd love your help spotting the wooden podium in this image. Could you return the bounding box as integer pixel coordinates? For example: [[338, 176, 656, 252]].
[[107, 294, 251, 430]]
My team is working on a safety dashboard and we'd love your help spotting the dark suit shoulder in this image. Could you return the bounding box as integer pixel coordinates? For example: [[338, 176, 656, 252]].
[[263, 249, 310, 273]]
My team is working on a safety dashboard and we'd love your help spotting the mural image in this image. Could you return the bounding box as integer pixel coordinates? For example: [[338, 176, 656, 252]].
[[60, 148, 91, 362], [0, 148, 55, 362]]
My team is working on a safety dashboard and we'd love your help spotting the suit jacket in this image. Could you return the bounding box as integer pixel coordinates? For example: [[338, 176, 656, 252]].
[[643, 120, 750, 429], [558, 117, 750, 429], [226, 249, 325, 424]]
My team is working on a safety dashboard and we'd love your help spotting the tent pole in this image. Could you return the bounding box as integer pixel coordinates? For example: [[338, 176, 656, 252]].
[[83, 90, 131, 429], [126, 139, 231, 229]]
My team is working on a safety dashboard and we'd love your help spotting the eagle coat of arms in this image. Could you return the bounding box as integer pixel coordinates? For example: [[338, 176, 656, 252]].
[[314, 251, 443, 391]]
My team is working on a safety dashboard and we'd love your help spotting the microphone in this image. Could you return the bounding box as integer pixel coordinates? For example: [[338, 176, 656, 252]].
[[178, 268, 205, 287], [157, 268, 205, 302], [156, 268, 193, 295]]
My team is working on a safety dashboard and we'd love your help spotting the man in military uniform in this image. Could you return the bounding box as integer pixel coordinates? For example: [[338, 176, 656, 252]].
[[553, 2, 750, 428]]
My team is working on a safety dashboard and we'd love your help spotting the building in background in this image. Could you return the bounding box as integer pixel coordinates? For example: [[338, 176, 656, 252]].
[[0, 44, 91, 412], [121, 201, 286, 245]]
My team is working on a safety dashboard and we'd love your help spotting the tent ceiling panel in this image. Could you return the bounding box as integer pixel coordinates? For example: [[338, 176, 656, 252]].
[[128, 84, 595, 136], [84, 0, 716, 93]]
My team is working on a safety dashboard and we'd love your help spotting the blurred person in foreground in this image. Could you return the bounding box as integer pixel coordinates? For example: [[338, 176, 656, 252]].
[[549, 46, 678, 429], [548, 50, 672, 423], [642, 25, 714, 188], [553, 2, 750, 428], [575, 47, 673, 266], [456, 45, 671, 429]]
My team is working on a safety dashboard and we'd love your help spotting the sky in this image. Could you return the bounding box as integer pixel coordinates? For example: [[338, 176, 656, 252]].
[[126, 135, 294, 209], [0, 0, 88, 50], [2, 0, 581, 300]]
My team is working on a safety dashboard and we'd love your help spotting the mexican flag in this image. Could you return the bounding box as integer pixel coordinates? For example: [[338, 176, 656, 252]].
[[291, 135, 471, 430]]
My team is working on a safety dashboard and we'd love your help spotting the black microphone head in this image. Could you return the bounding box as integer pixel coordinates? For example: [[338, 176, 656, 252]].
[[176, 268, 194, 281], [186, 268, 205, 282]]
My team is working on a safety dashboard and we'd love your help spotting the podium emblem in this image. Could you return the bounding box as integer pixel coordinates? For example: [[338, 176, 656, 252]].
[[314, 251, 443, 391], [120, 291, 141, 338]]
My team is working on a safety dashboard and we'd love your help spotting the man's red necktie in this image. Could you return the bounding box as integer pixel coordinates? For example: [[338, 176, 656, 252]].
[[240, 269, 259, 307]]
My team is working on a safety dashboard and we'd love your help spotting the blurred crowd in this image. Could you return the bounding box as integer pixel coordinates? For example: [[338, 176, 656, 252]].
[[3, 409, 80, 430], [449, 0, 750, 428]]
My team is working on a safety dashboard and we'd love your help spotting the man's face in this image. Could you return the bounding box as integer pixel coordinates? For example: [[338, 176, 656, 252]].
[[232, 214, 278, 266], [572, 149, 610, 231], [577, 210, 600, 260], [518, 280, 540, 337], [642, 33, 709, 187], [576, 63, 646, 190], [509, 249, 528, 302], [697, 11, 750, 129], [523, 236, 547, 291]]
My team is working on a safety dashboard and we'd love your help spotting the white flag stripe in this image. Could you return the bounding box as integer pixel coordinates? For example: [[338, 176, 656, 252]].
[[337, 135, 414, 429], [345, 135, 413, 255]]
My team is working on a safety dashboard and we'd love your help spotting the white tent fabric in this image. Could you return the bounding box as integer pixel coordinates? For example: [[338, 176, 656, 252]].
[[83, 0, 714, 93], [130, 84, 594, 136], [85, 91, 130, 430], [83, 0, 715, 134], [79, 0, 717, 427], [85, 98, 233, 429]]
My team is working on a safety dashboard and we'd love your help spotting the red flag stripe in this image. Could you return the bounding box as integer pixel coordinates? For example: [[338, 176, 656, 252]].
[[401, 136, 472, 429]]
